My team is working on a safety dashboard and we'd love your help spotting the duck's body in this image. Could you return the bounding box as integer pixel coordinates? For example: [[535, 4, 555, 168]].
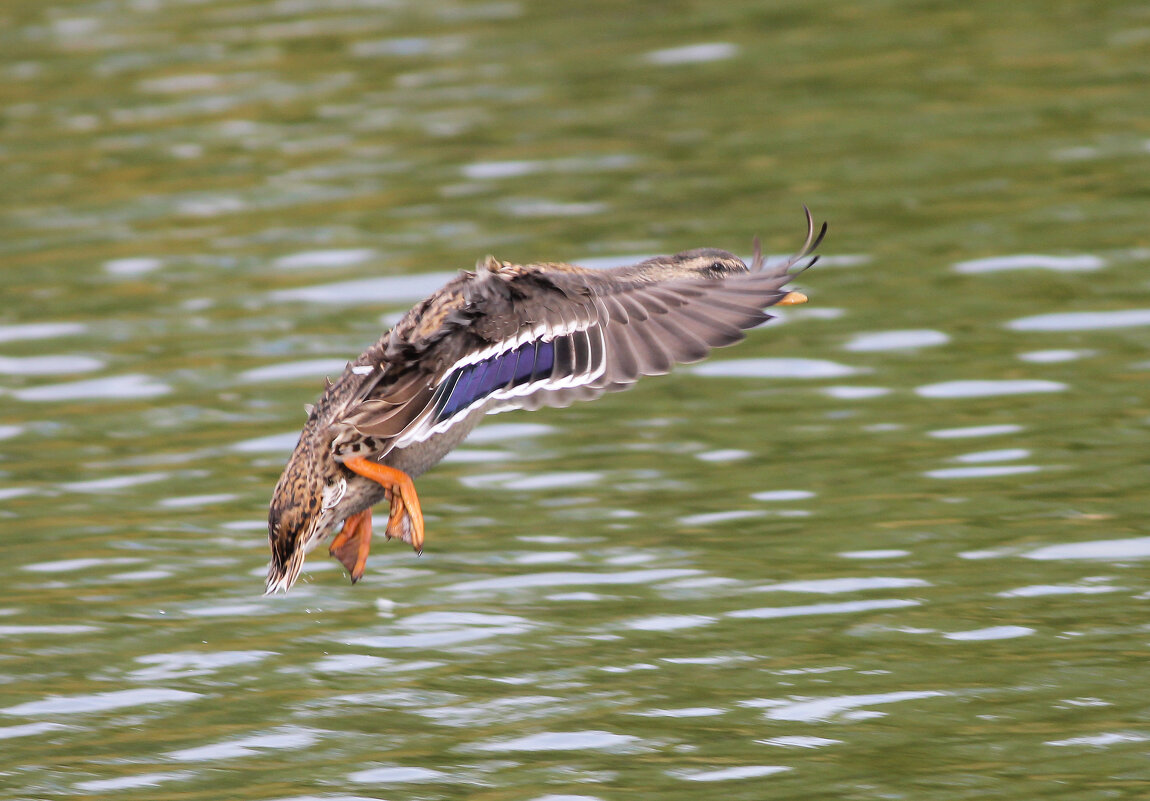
[[266, 209, 824, 593]]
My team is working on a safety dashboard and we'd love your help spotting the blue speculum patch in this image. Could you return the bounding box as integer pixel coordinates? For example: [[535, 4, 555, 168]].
[[434, 337, 561, 422]]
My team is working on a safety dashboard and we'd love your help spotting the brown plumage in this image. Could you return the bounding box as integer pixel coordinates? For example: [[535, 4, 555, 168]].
[[266, 208, 825, 593]]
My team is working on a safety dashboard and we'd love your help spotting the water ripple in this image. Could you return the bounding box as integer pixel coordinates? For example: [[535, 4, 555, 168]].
[[349, 766, 449, 783], [623, 614, 715, 631], [760, 690, 946, 722], [916, 379, 1066, 398], [400, 611, 531, 628], [726, 598, 920, 620], [822, 385, 891, 399], [752, 489, 815, 502], [270, 272, 453, 305], [2, 688, 199, 716], [954, 254, 1105, 273], [1046, 732, 1149, 748], [998, 584, 1120, 597], [753, 577, 929, 594], [442, 448, 516, 464], [678, 510, 765, 525], [273, 248, 376, 269], [0, 624, 100, 635], [0, 322, 87, 343], [839, 549, 910, 560], [168, 727, 319, 761], [943, 626, 1034, 641], [1024, 537, 1150, 561], [844, 329, 949, 351], [11, 373, 170, 401], [462, 154, 635, 180], [312, 652, 441, 671], [23, 556, 145, 572], [104, 256, 163, 276], [345, 625, 533, 650], [1018, 348, 1093, 363], [416, 695, 562, 727], [929, 424, 1023, 438], [695, 448, 751, 462], [472, 730, 639, 752], [643, 42, 739, 65], [759, 735, 842, 748], [239, 358, 348, 382], [1008, 309, 1150, 331], [0, 354, 104, 375], [0, 722, 70, 740], [128, 651, 274, 681], [467, 422, 555, 443], [157, 492, 239, 508], [678, 765, 791, 781], [694, 357, 859, 379], [60, 473, 169, 493], [499, 199, 609, 217], [460, 471, 601, 491], [631, 707, 724, 718], [75, 772, 191, 792], [365, 30, 473, 54], [926, 465, 1041, 479], [953, 448, 1030, 463], [447, 569, 700, 592], [512, 551, 580, 565], [232, 431, 300, 453]]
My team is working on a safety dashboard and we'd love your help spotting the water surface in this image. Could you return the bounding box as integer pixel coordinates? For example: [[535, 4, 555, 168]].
[[2, 1, 1149, 799]]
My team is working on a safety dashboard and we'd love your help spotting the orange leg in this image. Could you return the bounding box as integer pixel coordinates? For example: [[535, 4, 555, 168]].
[[342, 457, 425, 554], [329, 508, 373, 583]]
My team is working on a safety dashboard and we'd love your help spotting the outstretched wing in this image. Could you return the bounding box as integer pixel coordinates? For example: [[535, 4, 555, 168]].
[[335, 209, 824, 458]]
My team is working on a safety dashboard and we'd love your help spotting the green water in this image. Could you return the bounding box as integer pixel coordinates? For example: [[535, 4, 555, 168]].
[[2, 1, 1150, 799]]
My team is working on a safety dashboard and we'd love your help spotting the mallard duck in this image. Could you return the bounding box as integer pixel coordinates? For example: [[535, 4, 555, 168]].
[[266, 208, 825, 593]]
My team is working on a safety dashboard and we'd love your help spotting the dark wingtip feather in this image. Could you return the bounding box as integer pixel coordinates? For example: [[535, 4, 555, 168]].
[[766, 206, 827, 277], [811, 220, 828, 255]]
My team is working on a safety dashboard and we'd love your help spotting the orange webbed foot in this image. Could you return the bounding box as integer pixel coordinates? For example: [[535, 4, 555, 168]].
[[343, 457, 425, 554], [329, 508, 373, 583]]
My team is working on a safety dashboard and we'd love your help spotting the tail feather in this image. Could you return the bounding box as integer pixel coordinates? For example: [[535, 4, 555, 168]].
[[265, 548, 306, 595]]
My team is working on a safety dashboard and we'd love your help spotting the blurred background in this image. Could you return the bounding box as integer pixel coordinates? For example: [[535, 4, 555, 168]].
[[2, 1, 1149, 799]]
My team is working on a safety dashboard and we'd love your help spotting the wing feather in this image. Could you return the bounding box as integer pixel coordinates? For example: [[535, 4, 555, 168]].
[[626, 318, 675, 375], [601, 323, 641, 385], [332, 209, 822, 459]]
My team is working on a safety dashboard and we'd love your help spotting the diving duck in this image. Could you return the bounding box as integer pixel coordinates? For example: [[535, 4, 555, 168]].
[[266, 208, 825, 593]]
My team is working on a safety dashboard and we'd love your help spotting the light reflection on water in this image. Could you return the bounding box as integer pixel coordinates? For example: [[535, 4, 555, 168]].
[[844, 329, 950, 351], [1008, 309, 1150, 331], [915, 379, 1067, 398], [0, 322, 88, 342], [3, 0, 1150, 798], [692, 357, 860, 378], [269, 272, 455, 305], [953, 254, 1107, 274], [10, 373, 173, 401], [2, 689, 201, 717], [755, 691, 948, 723]]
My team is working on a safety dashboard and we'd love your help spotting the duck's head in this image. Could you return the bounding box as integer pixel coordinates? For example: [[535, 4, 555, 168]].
[[633, 248, 749, 281], [265, 443, 348, 594]]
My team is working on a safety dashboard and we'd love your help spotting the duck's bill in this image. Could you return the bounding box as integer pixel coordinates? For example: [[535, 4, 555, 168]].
[[778, 291, 808, 306]]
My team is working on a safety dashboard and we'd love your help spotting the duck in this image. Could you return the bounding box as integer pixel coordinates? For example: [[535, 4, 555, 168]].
[[265, 208, 825, 593]]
